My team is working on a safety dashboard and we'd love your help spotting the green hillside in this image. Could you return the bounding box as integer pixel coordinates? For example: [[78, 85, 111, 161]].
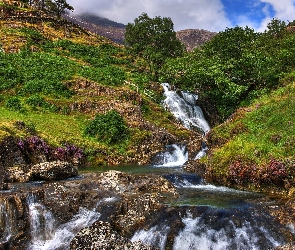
[[0, 1, 195, 166], [204, 73, 295, 194]]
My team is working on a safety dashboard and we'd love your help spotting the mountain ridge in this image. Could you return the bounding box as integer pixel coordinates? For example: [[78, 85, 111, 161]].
[[65, 12, 217, 50]]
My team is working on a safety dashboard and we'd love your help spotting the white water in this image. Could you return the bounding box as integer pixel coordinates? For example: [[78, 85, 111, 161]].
[[194, 142, 209, 160], [131, 225, 170, 250], [161, 144, 188, 167], [173, 213, 281, 250], [162, 83, 210, 134], [27, 195, 101, 250]]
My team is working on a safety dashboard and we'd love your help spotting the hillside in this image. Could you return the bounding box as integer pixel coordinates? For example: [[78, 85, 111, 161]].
[[203, 72, 295, 194], [0, 1, 201, 167], [64, 13, 126, 44]]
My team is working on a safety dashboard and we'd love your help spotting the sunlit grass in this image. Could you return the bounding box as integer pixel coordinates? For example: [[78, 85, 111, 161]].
[[208, 77, 295, 179]]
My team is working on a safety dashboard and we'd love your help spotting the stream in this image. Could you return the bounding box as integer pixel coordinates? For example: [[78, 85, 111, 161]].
[[1, 83, 295, 249]]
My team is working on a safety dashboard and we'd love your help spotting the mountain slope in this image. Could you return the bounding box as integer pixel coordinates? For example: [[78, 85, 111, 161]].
[[0, 2, 201, 167]]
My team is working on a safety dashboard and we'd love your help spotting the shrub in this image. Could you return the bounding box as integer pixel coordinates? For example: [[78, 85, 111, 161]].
[[228, 160, 258, 185], [84, 110, 129, 144], [5, 97, 25, 112], [260, 158, 288, 185], [25, 94, 59, 112]]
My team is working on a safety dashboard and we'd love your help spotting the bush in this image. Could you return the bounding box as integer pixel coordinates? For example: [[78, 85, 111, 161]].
[[5, 97, 25, 112], [25, 94, 58, 112], [84, 110, 129, 144]]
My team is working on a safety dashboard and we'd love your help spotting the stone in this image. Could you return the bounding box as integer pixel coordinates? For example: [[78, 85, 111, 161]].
[[70, 221, 158, 250], [30, 161, 78, 181]]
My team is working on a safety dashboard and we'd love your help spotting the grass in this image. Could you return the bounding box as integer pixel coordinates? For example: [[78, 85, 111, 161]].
[[205, 75, 295, 191]]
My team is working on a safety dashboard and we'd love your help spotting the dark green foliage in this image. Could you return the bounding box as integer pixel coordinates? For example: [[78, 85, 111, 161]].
[[125, 13, 184, 79], [84, 110, 129, 144], [25, 94, 58, 111], [80, 65, 126, 86], [5, 97, 24, 112]]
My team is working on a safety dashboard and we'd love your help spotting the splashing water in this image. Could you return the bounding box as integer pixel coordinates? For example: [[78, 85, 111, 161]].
[[27, 195, 101, 250], [162, 83, 210, 134], [152, 144, 188, 167], [131, 225, 170, 250]]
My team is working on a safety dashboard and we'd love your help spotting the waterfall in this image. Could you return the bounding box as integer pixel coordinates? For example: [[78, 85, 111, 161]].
[[162, 83, 210, 135], [194, 141, 209, 160], [27, 195, 101, 250], [173, 212, 282, 250], [152, 144, 188, 167]]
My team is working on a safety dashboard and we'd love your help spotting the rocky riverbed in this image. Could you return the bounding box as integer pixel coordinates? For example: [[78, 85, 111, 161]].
[[0, 170, 178, 249]]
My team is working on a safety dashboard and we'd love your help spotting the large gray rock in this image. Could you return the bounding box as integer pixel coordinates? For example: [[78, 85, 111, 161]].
[[30, 161, 78, 181], [70, 221, 158, 250]]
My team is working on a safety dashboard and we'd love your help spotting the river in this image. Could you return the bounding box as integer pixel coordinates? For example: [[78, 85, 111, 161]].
[[1, 83, 294, 249]]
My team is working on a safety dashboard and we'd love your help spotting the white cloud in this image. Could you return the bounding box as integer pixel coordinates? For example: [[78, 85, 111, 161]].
[[67, 0, 231, 31], [258, 0, 295, 31]]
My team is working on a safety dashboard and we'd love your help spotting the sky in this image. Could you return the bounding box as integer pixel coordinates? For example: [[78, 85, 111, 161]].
[[66, 0, 295, 32]]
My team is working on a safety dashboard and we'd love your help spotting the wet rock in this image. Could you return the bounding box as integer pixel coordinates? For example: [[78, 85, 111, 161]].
[[275, 242, 295, 249], [70, 221, 158, 250], [113, 193, 165, 237], [5, 166, 31, 183], [30, 161, 78, 181], [0, 193, 30, 249], [183, 160, 207, 177]]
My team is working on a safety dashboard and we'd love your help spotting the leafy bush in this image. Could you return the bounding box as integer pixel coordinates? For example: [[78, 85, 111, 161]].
[[20, 79, 72, 97], [5, 97, 25, 112], [25, 94, 58, 112], [17, 136, 85, 163], [84, 110, 129, 144]]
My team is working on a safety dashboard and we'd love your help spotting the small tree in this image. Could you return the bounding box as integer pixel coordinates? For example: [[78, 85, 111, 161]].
[[125, 13, 184, 79], [45, 0, 74, 18]]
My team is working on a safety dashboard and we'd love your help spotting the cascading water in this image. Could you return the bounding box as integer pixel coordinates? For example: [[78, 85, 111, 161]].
[[152, 144, 188, 167], [162, 83, 210, 135], [160, 83, 210, 164], [26, 194, 101, 250]]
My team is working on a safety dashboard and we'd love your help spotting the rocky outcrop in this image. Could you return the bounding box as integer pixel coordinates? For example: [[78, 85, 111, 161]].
[[176, 29, 217, 52], [0, 134, 85, 187], [70, 221, 158, 250], [183, 159, 207, 177]]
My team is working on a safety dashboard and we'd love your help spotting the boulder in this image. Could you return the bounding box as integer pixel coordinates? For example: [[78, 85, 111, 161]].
[[70, 221, 158, 250], [183, 160, 207, 177], [30, 161, 78, 181]]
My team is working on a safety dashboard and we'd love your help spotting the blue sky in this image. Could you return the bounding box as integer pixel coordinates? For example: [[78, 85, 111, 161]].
[[67, 0, 295, 32]]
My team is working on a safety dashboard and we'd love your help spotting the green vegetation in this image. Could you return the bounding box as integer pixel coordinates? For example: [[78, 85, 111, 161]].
[[0, 2, 193, 166], [160, 19, 295, 120], [1, 2, 295, 194], [125, 13, 184, 79], [204, 78, 295, 192], [84, 110, 129, 144]]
